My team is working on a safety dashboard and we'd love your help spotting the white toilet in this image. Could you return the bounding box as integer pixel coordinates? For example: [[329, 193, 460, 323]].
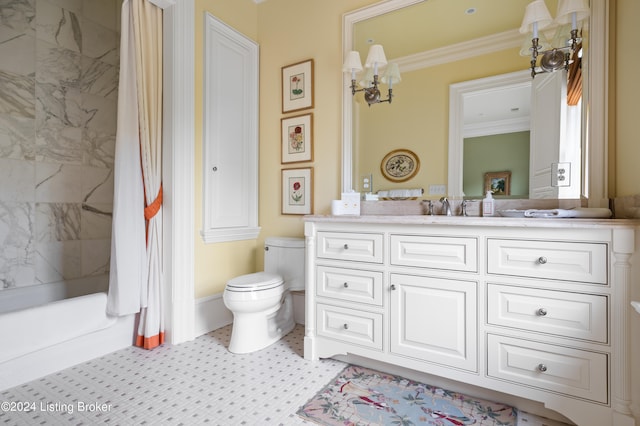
[[223, 237, 305, 354]]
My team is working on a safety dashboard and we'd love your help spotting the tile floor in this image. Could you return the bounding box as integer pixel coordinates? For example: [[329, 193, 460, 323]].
[[0, 324, 346, 425]]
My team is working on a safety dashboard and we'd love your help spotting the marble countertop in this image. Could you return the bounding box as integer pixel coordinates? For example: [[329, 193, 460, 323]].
[[304, 214, 640, 229]]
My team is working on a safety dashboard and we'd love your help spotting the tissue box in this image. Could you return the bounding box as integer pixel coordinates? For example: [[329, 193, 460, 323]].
[[341, 192, 360, 215], [331, 193, 361, 215]]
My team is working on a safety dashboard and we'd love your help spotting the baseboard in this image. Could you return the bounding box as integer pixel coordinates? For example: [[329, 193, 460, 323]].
[[194, 293, 233, 337], [194, 291, 306, 337], [292, 290, 305, 325]]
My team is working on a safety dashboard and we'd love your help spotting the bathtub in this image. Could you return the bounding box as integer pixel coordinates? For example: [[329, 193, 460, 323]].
[[0, 277, 135, 391]]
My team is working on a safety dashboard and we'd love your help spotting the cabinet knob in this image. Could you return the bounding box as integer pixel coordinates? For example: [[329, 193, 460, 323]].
[[390, 284, 396, 291], [343, 323, 349, 330], [343, 244, 349, 249], [343, 282, 349, 288], [537, 308, 548, 316], [537, 363, 548, 372], [538, 256, 548, 264]]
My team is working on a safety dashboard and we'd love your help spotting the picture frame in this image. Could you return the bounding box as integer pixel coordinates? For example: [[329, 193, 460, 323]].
[[282, 59, 314, 113], [281, 113, 313, 163], [380, 149, 420, 183], [282, 167, 313, 215], [484, 171, 511, 195]]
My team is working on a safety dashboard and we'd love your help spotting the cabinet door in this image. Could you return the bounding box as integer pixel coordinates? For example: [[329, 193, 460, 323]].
[[390, 274, 477, 371]]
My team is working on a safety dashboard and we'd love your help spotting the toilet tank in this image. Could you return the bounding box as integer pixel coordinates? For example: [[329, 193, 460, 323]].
[[264, 237, 305, 291]]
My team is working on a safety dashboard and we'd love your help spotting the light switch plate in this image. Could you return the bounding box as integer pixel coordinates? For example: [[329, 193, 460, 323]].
[[428, 184, 446, 195]]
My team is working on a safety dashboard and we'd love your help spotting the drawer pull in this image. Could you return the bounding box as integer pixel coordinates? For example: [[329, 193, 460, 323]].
[[390, 284, 396, 291], [537, 256, 548, 264], [537, 308, 548, 316], [343, 282, 349, 288], [343, 323, 349, 330], [343, 244, 349, 250], [537, 363, 548, 372]]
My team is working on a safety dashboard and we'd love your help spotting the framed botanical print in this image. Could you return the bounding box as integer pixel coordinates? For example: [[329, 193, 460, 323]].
[[484, 171, 511, 195], [282, 59, 314, 113], [281, 113, 313, 163], [281, 167, 313, 215]]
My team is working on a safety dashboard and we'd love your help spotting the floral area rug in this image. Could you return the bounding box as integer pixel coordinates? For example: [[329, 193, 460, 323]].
[[297, 365, 518, 426]]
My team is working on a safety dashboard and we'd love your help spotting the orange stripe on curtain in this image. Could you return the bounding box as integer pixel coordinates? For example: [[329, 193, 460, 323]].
[[136, 331, 165, 349], [132, 0, 164, 351]]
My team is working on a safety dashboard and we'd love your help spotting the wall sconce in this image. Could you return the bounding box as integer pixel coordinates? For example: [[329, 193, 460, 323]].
[[519, 0, 589, 78], [343, 44, 401, 106]]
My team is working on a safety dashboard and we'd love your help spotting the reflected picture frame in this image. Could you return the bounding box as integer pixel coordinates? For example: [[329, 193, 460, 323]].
[[281, 113, 313, 163], [282, 167, 313, 215], [484, 171, 511, 195], [282, 59, 314, 113]]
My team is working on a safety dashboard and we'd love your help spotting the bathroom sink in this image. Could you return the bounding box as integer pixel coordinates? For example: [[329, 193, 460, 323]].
[[498, 208, 612, 219]]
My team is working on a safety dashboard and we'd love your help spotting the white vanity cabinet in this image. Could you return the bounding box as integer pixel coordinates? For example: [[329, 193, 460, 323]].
[[303, 216, 639, 426]]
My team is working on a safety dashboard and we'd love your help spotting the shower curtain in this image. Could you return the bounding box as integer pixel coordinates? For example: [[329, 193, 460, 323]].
[[108, 0, 172, 350]]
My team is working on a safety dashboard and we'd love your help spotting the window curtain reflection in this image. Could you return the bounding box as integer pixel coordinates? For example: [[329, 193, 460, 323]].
[[567, 43, 582, 106]]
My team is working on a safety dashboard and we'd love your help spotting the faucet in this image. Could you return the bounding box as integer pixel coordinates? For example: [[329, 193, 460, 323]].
[[461, 200, 469, 217], [439, 197, 452, 216]]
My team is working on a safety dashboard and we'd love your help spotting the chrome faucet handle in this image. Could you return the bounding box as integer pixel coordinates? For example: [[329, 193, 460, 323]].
[[439, 197, 452, 216], [461, 200, 469, 216]]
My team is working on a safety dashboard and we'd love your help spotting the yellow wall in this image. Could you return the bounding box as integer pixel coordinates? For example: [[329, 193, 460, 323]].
[[193, 0, 259, 298], [193, 0, 639, 299], [614, 0, 640, 197], [254, 0, 376, 269], [356, 48, 524, 195]]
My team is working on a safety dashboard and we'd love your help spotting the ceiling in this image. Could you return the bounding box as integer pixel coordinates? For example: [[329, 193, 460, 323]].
[[353, 0, 558, 59]]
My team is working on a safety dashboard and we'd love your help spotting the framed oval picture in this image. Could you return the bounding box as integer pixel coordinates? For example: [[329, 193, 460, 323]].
[[380, 149, 420, 182]]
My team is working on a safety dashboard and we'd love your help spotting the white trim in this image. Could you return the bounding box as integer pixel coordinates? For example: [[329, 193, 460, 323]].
[[163, 0, 195, 345], [193, 291, 306, 338], [201, 14, 260, 243], [194, 294, 233, 337], [394, 29, 521, 73], [201, 227, 261, 244], [586, 0, 608, 207]]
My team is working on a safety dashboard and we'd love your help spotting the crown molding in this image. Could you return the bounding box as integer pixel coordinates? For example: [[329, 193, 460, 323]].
[[393, 29, 522, 72]]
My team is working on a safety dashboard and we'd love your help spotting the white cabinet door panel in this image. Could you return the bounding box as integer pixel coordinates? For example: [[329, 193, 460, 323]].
[[390, 274, 477, 371]]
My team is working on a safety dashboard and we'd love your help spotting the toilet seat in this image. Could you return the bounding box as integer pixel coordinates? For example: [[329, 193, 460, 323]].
[[225, 272, 283, 292]]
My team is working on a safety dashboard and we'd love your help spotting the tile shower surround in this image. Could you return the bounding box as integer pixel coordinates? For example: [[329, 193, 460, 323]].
[[0, 0, 120, 290]]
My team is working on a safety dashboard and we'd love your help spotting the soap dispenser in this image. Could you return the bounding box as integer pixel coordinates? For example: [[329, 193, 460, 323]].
[[482, 191, 494, 217]]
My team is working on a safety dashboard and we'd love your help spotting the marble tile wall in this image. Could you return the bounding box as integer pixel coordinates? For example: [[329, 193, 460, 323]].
[[0, 0, 120, 291]]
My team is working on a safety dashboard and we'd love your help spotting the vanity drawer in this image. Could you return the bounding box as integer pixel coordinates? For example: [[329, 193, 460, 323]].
[[316, 266, 383, 306], [487, 334, 608, 403], [487, 239, 607, 284], [390, 235, 477, 272], [487, 284, 608, 343], [317, 232, 383, 263], [316, 303, 382, 350]]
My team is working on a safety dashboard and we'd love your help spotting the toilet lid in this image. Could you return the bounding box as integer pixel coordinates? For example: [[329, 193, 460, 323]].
[[226, 272, 283, 292]]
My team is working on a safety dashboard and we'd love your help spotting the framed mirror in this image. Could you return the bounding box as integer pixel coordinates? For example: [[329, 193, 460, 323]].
[[342, 0, 608, 207]]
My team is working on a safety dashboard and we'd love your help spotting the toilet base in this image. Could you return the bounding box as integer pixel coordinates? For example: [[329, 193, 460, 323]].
[[228, 292, 296, 354]]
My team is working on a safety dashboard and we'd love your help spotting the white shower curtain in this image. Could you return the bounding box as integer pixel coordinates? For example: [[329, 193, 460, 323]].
[[108, 0, 165, 350]]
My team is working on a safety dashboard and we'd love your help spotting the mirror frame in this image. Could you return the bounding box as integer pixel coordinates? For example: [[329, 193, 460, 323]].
[[342, 0, 609, 207]]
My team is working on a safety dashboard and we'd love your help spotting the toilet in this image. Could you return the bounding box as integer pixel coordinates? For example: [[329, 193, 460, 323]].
[[223, 237, 305, 354]]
